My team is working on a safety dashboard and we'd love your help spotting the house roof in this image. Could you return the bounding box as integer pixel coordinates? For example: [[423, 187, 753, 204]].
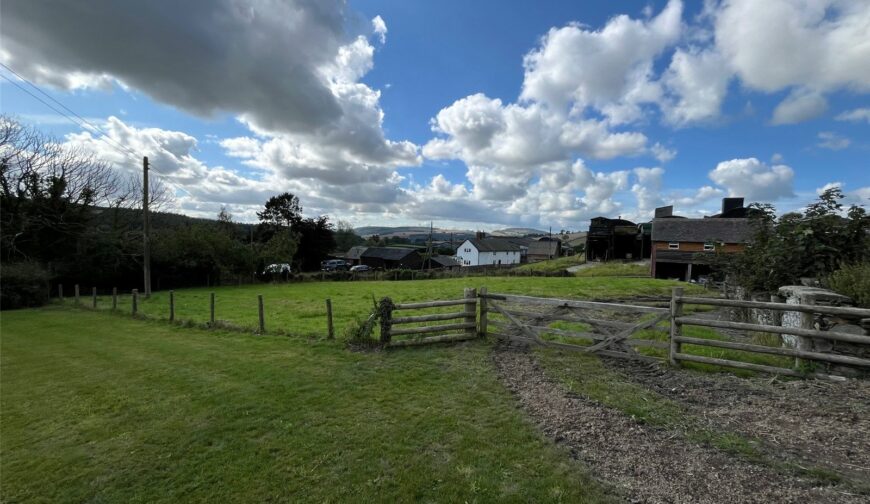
[[430, 255, 460, 267], [652, 218, 754, 244], [361, 247, 421, 260], [463, 238, 522, 252], [528, 240, 561, 256], [346, 246, 368, 260]]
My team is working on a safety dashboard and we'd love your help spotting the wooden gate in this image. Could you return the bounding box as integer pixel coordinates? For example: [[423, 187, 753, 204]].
[[480, 290, 670, 362]]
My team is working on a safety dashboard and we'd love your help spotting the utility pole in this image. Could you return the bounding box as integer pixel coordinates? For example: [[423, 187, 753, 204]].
[[143, 156, 152, 298]]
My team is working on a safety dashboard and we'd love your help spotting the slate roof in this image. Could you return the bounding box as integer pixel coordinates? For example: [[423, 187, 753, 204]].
[[361, 247, 421, 260], [528, 240, 561, 256], [346, 246, 368, 260], [652, 218, 754, 244], [430, 255, 460, 268], [465, 238, 522, 252]]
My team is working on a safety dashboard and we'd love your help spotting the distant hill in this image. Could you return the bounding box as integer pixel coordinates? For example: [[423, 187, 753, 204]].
[[489, 227, 548, 237]]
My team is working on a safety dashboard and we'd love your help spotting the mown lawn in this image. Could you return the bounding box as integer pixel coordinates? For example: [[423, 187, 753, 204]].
[[84, 276, 702, 338], [1, 307, 614, 503]]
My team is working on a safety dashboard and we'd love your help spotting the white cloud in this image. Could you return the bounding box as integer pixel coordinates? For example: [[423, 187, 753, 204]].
[[651, 142, 677, 163], [708, 157, 795, 201], [372, 15, 388, 44], [714, 0, 870, 93], [835, 107, 870, 123], [520, 0, 682, 123], [817, 131, 851, 150], [632, 167, 665, 218], [661, 47, 731, 125], [770, 89, 828, 125]]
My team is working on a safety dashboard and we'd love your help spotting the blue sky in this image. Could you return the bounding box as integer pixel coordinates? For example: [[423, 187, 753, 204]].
[[2, 0, 868, 229]]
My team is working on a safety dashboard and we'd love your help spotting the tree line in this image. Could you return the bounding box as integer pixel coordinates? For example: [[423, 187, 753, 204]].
[[0, 117, 363, 308]]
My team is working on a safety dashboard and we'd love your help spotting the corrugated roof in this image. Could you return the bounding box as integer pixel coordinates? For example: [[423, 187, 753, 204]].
[[652, 218, 754, 243], [528, 241, 560, 256], [464, 238, 522, 252], [430, 255, 460, 267], [361, 247, 420, 260], [346, 246, 368, 260]]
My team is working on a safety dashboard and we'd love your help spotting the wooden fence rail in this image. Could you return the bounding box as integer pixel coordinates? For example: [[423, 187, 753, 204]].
[[383, 288, 480, 347], [670, 288, 870, 379]]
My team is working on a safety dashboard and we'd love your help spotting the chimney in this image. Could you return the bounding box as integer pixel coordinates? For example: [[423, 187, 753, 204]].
[[654, 205, 673, 218], [475, 230, 486, 239], [722, 197, 744, 215]]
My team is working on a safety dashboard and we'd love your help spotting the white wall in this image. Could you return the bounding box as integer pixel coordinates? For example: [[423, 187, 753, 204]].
[[455, 240, 478, 266]]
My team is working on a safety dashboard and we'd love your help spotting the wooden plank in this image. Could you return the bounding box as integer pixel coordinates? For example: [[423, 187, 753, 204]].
[[392, 311, 467, 324], [676, 317, 870, 345], [675, 336, 870, 367], [587, 311, 668, 353], [387, 333, 478, 347], [394, 299, 471, 310], [391, 322, 476, 336], [464, 288, 477, 338], [483, 293, 668, 313], [673, 353, 846, 381], [680, 296, 870, 318], [257, 294, 265, 333], [210, 292, 215, 324], [669, 287, 684, 366], [488, 300, 545, 344], [326, 298, 334, 339], [478, 286, 488, 337]]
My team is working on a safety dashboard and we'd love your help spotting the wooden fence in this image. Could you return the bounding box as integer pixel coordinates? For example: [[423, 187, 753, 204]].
[[382, 288, 479, 348], [669, 287, 870, 379]]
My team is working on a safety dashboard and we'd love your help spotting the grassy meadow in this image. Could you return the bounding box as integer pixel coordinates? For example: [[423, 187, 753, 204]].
[[1, 307, 615, 503], [84, 276, 702, 338]]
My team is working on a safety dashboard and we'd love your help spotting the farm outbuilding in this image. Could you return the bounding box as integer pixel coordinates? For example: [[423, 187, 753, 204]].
[[360, 247, 423, 270], [650, 198, 756, 281], [585, 217, 642, 262]]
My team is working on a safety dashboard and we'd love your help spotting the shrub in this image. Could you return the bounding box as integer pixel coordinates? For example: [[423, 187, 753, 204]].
[[828, 263, 870, 308], [0, 262, 51, 310]]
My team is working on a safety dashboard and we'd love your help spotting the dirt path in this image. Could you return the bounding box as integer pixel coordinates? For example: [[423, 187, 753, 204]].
[[491, 343, 864, 504], [607, 358, 870, 484]]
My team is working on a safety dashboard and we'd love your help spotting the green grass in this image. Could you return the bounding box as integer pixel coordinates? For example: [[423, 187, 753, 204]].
[[574, 262, 650, 277], [514, 255, 586, 273], [1, 307, 615, 503], [84, 276, 703, 339]]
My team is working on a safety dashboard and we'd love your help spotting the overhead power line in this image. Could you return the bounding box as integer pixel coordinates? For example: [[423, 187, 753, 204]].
[[0, 63, 193, 197]]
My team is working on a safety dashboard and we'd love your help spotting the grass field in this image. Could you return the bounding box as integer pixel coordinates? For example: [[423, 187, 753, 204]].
[[1, 307, 615, 503], [574, 262, 650, 277], [514, 255, 586, 273], [85, 276, 703, 338]]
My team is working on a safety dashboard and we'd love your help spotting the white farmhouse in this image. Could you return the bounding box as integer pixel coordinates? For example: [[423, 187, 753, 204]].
[[455, 238, 522, 266]]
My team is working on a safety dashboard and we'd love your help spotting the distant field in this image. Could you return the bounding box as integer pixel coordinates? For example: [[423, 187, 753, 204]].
[[575, 262, 650, 277], [87, 276, 702, 338], [1, 308, 613, 503]]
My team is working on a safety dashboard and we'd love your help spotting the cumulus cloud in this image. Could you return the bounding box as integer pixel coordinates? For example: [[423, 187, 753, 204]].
[[817, 131, 851, 150], [660, 48, 731, 125], [836, 107, 870, 123], [651, 142, 677, 163], [631, 167, 665, 218], [708, 157, 795, 200], [520, 0, 682, 123], [770, 89, 828, 125]]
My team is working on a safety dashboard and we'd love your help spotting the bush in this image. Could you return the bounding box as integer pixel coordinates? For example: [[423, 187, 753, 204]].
[[828, 263, 870, 308], [1, 262, 51, 310]]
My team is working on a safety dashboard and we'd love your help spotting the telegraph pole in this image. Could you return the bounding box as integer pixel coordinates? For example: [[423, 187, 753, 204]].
[[143, 156, 152, 298]]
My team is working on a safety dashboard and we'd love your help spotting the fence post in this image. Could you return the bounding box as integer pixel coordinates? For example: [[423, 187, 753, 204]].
[[464, 288, 477, 339], [257, 294, 265, 333], [112, 287, 118, 310], [74, 284, 80, 305], [326, 298, 334, 339], [669, 286, 684, 366], [132, 289, 138, 316], [92, 287, 97, 308], [58, 284, 64, 302], [210, 292, 215, 325], [169, 290, 175, 322], [478, 286, 488, 337], [796, 297, 816, 369]]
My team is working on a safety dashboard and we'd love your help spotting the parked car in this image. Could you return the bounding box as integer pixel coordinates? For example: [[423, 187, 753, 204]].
[[263, 263, 292, 275], [349, 264, 371, 272], [320, 259, 349, 271]]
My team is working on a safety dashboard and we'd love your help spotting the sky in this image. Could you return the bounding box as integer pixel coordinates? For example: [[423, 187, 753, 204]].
[[1, 0, 868, 230]]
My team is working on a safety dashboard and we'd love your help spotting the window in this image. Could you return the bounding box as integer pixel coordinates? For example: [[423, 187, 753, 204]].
[[668, 242, 679, 250], [703, 243, 715, 251]]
